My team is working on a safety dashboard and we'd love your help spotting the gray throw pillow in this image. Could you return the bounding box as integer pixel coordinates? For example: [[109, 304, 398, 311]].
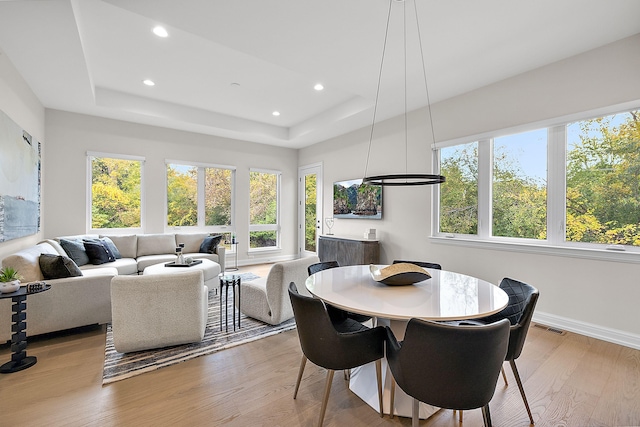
[[83, 240, 116, 265], [59, 238, 90, 266], [39, 254, 83, 280]]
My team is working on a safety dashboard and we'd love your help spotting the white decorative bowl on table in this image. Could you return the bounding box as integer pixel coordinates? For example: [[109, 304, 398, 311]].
[[369, 263, 431, 286]]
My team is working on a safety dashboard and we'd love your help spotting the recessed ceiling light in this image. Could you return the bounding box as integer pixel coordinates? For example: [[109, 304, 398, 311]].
[[272, 111, 280, 116], [314, 83, 324, 91], [143, 79, 155, 86], [153, 26, 168, 38]]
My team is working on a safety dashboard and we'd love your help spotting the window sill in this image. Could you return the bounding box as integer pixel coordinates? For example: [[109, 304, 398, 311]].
[[429, 235, 640, 264], [247, 247, 281, 254]]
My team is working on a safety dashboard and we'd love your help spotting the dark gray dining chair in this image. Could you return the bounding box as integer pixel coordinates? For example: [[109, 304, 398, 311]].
[[307, 261, 372, 324], [288, 282, 387, 427], [455, 277, 539, 425], [386, 318, 510, 427], [392, 259, 442, 270]]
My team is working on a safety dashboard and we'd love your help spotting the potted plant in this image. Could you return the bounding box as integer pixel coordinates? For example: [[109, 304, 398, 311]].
[[0, 266, 23, 293]]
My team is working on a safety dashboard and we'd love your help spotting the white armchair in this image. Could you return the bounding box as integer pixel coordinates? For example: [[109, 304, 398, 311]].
[[239, 256, 319, 325], [110, 270, 208, 353]]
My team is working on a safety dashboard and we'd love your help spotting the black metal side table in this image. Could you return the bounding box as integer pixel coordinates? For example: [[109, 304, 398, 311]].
[[0, 283, 50, 374], [219, 275, 241, 332]]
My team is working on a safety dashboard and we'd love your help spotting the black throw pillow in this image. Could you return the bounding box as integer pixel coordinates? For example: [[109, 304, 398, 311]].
[[84, 237, 121, 259], [39, 254, 83, 280], [59, 238, 90, 266], [83, 240, 116, 265], [199, 234, 223, 254]]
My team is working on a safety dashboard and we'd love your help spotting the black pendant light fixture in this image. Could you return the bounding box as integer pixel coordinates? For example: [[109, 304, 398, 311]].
[[362, 0, 445, 187]]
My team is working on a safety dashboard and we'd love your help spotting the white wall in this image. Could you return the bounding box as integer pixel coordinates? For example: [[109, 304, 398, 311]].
[[299, 34, 640, 347], [0, 49, 45, 262], [43, 110, 300, 265]]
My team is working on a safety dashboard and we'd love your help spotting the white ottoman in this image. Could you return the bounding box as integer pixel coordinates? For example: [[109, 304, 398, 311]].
[[143, 259, 221, 288]]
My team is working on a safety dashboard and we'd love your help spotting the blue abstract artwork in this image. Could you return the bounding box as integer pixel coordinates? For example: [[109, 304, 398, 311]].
[[0, 110, 41, 242]]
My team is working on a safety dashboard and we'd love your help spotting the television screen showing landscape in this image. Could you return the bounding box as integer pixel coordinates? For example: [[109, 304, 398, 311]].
[[333, 179, 382, 219]]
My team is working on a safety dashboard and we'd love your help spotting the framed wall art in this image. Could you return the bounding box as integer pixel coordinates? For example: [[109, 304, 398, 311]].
[[0, 109, 41, 242]]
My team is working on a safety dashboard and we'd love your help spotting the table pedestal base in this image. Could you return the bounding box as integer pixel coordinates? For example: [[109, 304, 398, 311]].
[[348, 318, 439, 419], [1, 293, 38, 374], [0, 356, 37, 373]]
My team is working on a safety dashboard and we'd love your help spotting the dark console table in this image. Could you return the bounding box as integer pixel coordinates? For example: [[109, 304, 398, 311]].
[[0, 283, 50, 373], [318, 235, 380, 266]]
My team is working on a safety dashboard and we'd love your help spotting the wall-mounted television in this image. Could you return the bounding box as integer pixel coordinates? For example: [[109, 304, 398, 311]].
[[333, 179, 382, 219]]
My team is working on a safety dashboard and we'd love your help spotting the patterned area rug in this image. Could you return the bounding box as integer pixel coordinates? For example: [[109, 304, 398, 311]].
[[102, 273, 296, 385]]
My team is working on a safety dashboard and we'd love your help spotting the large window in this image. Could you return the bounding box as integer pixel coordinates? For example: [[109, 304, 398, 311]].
[[249, 169, 280, 249], [439, 142, 478, 235], [435, 107, 640, 253], [166, 161, 234, 237], [493, 129, 547, 239], [566, 112, 640, 246], [88, 153, 143, 231]]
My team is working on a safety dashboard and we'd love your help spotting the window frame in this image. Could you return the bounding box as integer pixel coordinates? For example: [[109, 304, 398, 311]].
[[164, 159, 236, 236], [249, 168, 281, 252], [431, 101, 640, 263], [87, 151, 145, 234]]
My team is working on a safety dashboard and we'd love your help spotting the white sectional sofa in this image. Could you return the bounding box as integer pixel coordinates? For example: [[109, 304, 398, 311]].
[[0, 232, 225, 342]]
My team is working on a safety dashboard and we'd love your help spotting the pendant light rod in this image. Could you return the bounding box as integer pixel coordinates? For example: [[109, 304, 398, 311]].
[[414, 0, 438, 150], [363, 0, 393, 181]]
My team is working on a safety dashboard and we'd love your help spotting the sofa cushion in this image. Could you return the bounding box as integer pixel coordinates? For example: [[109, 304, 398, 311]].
[[175, 233, 209, 254], [83, 240, 116, 265], [59, 238, 90, 266], [41, 239, 67, 257], [39, 254, 83, 279], [102, 235, 137, 259], [199, 234, 222, 254], [1, 242, 61, 282], [137, 234, 177, 257], [80, 258, 138, 275]]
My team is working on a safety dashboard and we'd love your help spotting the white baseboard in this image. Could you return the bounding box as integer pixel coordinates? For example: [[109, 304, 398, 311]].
[[534, 311, 640, 350], [235, 254, 297, 268]]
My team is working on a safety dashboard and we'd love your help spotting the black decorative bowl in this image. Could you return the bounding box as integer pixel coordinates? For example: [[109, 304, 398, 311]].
[[369, 263, 431, 286]]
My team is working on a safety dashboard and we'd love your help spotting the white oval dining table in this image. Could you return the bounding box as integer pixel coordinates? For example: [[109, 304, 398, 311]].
[[304, 264, 509, 419]]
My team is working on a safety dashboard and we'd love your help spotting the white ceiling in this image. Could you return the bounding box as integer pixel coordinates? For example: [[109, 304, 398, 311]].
[[0, 0, 639, 148]]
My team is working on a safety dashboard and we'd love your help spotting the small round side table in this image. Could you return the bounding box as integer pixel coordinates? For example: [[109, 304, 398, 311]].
[[219, 275, 241, 332]]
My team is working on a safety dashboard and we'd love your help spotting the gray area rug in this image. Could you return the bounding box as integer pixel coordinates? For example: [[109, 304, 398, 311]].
[[102, 273, 296, 385]]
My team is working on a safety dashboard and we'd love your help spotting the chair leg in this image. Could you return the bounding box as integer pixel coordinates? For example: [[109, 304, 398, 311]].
[[481, 404, 492, 427], [459, 409, 463, 422], [375, 359, 383, 417], [317, 369, 335, 427], [510, 360, 534, 424], [390, 376, 396, 419], [501, 365, 509, 386], [293, 355, 307, 399], [412, 398, 420, 427]]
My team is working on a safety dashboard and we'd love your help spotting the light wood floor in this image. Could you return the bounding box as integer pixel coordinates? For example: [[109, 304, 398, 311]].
[[1, 263, 639, 427]]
